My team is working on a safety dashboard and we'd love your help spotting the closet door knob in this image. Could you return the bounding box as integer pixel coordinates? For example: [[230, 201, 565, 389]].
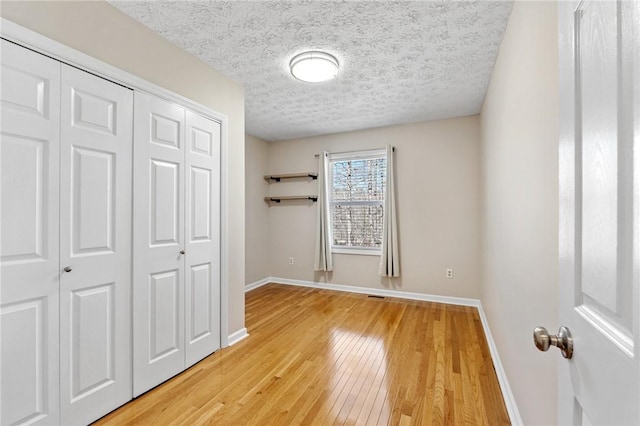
[[179, 250, 185, 255], [63, 266, 72, 273]]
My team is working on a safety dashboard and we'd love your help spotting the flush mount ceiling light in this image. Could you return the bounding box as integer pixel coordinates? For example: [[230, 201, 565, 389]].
[[289, 51, 339, 83]]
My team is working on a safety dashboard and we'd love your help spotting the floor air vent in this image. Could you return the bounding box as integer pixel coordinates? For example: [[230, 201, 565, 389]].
[[367, 295, 385, 299]]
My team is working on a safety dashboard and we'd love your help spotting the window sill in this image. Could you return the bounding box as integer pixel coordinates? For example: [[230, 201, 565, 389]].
[[332, 247, 381, 256]]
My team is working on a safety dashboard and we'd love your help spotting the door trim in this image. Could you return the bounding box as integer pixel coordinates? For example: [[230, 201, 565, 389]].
[[0, 18, 231, 348]]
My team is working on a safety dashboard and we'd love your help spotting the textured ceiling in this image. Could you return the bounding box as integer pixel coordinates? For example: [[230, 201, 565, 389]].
[[110, 1, 513, 141]]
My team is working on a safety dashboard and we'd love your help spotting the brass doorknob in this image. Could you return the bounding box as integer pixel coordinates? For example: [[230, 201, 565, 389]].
[[179, 250, 185, 255], [533, 326, 573, 359], [63, 266, 72, 273]]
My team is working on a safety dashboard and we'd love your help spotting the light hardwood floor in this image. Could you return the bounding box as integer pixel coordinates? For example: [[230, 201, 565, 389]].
[[95, 284, 510, 425]]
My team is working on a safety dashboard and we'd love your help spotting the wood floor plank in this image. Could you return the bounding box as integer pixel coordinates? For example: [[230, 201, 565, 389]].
[[94, 284, 510, 425]]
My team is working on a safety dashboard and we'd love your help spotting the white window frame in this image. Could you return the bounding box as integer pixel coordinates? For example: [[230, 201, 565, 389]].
[[328, 148, 387, 256]]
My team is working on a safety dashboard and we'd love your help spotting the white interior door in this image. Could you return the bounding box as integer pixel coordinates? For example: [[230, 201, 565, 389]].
[[0, 39, 61, 426], [59, 64, 133, 425], [185, 111, 221, 367], [558, 1, 639, 424], [133, 92, 186, 396]]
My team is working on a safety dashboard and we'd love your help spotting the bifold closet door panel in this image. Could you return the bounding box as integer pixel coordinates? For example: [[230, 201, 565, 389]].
[[185, 111, 221, 367], [0, 39, 61, 426], [133, 92, 186, 397], [59, 65, 133, 425]]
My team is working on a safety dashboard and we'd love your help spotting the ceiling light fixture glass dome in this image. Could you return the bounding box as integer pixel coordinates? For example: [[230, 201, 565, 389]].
[[289, 51, 339, 83]]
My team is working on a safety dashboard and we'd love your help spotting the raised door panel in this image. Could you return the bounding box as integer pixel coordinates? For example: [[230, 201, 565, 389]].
[[189, 263, 213, 342], [71, 147, 116, 255], [185, 111, 221, 367], [1, 299, 52, 425], [149, 270, 180, 361], [70, 283, 116, 400], [0, 40, 60, 426], [133, 92, 186, 397], [1, 135, 47, 262], [1, 66, 49, 118], [150, 159, 180, 246], [59, 64, 133, 425], [579, 0, 628, 317], [151, 112, 181, 149], [71, 89, 117, 135], [190, 167, 212, 242]]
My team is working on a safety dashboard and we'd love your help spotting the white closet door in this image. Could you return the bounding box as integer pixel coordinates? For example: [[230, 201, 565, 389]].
[[0, 40, 61, 426], [133, 92, 186, 396], [185, 111, 221, 367], [58, 65, 133, 425]]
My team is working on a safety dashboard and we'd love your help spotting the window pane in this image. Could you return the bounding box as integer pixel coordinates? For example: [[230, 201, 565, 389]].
[[331, 203, 384, 248], [331, 158, 386, 202]]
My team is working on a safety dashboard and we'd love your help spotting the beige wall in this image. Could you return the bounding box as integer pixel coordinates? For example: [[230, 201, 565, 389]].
[[1, 1, 246, 336], [265, 117, 482, 299], [480, 1, 559, 424], [245, 134, 271, 284]]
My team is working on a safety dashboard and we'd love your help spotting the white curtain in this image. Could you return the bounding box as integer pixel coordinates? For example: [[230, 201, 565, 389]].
[[314, 151, 333, 271], [378, 145, 399, 277]]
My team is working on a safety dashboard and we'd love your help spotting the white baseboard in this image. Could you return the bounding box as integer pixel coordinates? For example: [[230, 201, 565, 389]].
[[245, 277, 271, 292], [227, 327, 249, 346], [248, 276, 521, 425], [477, 302, 523, 425], [266, 276, 480, 307]]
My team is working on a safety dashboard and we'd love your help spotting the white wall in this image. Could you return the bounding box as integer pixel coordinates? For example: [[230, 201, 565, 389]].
[[245, 134, 271, 284], [1, 0, 247, 337], [264, 117, 482, 299], [480, 1, 559, 424]]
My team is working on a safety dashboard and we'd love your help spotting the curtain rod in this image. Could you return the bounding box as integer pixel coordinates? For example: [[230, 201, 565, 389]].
[[314, 146, 395, 158]]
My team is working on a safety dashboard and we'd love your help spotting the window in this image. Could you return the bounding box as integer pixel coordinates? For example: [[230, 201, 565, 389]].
[[329, 149, 387, 254]]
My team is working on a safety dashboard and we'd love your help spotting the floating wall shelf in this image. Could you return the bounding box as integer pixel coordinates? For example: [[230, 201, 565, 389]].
[[264, 172, 318, 182], [265, 195, 318, 203]]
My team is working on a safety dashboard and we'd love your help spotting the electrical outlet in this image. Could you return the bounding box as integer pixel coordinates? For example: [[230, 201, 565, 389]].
[[289, 257, 294, 265], [446, 268, 453, 279]]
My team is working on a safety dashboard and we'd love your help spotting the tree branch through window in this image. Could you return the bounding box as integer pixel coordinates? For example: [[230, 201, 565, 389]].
[[329, 151, 386, 253]]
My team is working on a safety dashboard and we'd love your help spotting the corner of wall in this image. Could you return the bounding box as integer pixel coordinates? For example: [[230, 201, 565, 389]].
[[245, 134, 272, 285]]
